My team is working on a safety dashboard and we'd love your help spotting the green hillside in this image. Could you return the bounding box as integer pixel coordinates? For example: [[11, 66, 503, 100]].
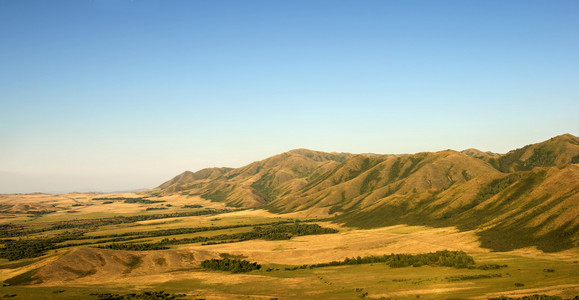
[[335, 164, 579, 252], [265, 150, 500, 213], [153, 149, 352, 207], [486, 133, 579, 172], [154, 134, 579, 252]]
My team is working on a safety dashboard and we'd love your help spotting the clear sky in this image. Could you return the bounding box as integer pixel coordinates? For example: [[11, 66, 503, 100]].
[[1, 0, 578, 194]]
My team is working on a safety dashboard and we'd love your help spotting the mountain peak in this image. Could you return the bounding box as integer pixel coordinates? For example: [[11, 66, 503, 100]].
[[487, 133, 579, 172], [550, 133, 577, 142], [287, 148, 313, 153], [285, 148, 321, 156]]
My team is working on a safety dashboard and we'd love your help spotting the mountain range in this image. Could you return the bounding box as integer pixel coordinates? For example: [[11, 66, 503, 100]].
[[152, 134, 579, 252]]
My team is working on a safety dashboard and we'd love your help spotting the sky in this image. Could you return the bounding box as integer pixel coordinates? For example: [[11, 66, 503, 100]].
[[1, 0, 578, 194]]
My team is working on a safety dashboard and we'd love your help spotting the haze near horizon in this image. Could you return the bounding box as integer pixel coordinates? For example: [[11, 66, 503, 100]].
[[1, 1, 578, 194]]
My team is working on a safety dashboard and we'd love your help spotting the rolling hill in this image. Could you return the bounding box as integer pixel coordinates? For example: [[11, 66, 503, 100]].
[[486, 133, 579, 172], [154, 134, 579, 252], [154, 149, 352, 207]]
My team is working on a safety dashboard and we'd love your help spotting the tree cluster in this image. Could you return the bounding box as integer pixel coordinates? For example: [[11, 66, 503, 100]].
[[445, 273, 502, 281], [123, 199, 165, 204], [490, 295, 565, 300], [94, 222, 339, 251], [200, 258, 261, 273], [0, 211, 237, 260], [306, 250, 476, 269], [0, 209, 235, 238], [96, 243, 170, 251], [1, 217, 333, 260], [0, 231, 83, 261], [90, 291, 186, 300], [182, 205, 202, 208], [93, 197, 166, 204], [251, 223, 338, 240], [471, 263, 508, 270]]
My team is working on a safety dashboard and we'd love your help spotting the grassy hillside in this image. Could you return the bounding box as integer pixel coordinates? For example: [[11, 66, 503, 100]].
[[153, 134, 579, 252], [486, 133, 579, 172], [265, 150, 500, 213], [154, 149, 352, 207], [335, 164, 579, 252], [157, 167, 233, 193]]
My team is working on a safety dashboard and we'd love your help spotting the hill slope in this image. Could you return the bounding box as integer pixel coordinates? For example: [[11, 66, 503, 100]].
[[154, 149, 352, 207], [265, 150, 501, 213], [158, 167, 233, 193], [155, 134, 579, 251], [32, 247, 214, 284], [486, 133, 579, 172], [335, 164, 579, 252]]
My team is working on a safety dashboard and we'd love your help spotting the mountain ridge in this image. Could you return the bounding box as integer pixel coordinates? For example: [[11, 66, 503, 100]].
[[152, 134, 579, 251]]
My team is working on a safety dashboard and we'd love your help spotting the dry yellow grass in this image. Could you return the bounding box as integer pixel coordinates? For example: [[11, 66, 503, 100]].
[[18, 222, 487, 287], [379, 286, 476, 298], [182, 224, 486, 265], [35, 247, 217, 286], [0, 252, 62, 283], [506, 247, 579, 261], [477, 284, 579, 300]]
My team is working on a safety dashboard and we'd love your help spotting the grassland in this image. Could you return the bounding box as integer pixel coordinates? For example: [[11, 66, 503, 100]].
[[1, 193, 578, 299]]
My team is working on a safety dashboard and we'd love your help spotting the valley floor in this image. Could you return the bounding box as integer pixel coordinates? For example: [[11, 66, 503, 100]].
[[1, 193, 578, 299]]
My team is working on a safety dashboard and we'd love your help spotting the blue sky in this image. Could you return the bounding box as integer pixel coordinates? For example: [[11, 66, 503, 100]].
[[1, 0, 578, 193]]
